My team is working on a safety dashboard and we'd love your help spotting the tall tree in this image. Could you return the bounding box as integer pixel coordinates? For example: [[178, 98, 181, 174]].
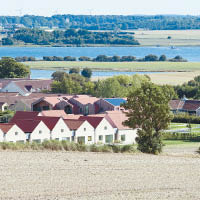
[[123, 81, 172, 154]]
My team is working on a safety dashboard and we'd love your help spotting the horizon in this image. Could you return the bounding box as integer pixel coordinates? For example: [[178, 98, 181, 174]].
[[1, 0, 200, 16]]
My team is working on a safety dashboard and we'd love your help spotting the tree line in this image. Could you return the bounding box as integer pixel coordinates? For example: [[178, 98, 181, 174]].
[[1, 15, 200, 30], [14, 54, 187, 62], [174, 75, 200, 99], [2, 28, 139, 46]]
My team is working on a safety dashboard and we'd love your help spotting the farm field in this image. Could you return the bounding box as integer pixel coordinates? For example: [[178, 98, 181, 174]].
[[134, 30, 200, 46], [25, 61, 200, 72], [1, 148, 200, 200]]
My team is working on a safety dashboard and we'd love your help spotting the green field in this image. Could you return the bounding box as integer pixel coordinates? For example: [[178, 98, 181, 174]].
[[134, 30, 200, 46], [25, 61, 200, 71]]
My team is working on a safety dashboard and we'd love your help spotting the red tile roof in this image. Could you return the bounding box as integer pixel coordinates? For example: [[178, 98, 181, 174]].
[[14, 120, 41, 133], [0, 123, 14, 133], [182, 100, 200, 111], [35, 116, 60, 130], [10, 111, 39, 123], [79, 116, 104, 128], [40, 110, 68, 118], [64, 119, 85, 130]]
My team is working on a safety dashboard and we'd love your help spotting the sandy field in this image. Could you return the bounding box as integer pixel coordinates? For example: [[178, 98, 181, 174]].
[[1, 145, 200, 200]]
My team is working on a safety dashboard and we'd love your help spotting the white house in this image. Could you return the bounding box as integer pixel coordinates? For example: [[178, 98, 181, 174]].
[[50, 118, 72, 141], [89, 111, 138, 144], [64, 119, 95, 145], [29, 121, 51, 143], [14, 119, 51, 143], [0, 127, 4, 142], [79, 116, 116, 144], [0, 123, 26, 143]]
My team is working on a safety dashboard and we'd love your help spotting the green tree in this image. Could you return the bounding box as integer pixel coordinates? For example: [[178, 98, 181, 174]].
[[159, 55, 167, 61], [81, 68, 92, 78], [69, 68, 80, 74], [123, 81, 172, 154], [2, 38, 14, 45], [0, 57, 30, 78], [51, 71, 67, 82]]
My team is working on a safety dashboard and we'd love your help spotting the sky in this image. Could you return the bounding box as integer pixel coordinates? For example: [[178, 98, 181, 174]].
[[1, 0, 200, 16]]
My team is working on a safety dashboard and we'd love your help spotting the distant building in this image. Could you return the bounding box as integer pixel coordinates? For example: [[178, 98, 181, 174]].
[[169, 99, 200, 116], [0, 79, 53, 96]]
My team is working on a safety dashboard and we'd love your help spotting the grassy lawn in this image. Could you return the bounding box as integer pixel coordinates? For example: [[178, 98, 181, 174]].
[[163, 140, 199, 146], [134, 30, 200, 46], [24, 61, 200, 71]]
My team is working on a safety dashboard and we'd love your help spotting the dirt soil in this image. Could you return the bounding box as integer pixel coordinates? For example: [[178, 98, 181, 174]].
[[0, 146, 200, 200]]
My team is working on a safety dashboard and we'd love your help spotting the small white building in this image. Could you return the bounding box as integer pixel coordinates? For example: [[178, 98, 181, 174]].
[[0, 123, 26, 143], [0, 127, 4, 142], [79, 116, 116, 144], [14, 119, 51, 143], [49, 118, 72, 141], [64, 119, 94, 145]]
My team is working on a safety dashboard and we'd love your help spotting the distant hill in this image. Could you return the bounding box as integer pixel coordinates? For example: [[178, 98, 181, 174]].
[[1, 15, 200, 30]]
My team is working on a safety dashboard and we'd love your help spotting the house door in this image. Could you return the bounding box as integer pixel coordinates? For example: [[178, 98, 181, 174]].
[[105, 135, 113, 143], [77, 136, 85, 144]]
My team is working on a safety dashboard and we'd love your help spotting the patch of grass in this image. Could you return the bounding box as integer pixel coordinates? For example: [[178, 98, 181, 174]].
[[0, 141, 137, 154], [24, 61, 200, 72], [163, 140, 200, 146]]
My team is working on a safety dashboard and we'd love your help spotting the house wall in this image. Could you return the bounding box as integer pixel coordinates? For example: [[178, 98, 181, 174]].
[[70, 98, 95, 115], [11, 101, 31, 112], [1, 82, 27, 96], [196, 108, 200, 116], [0, 129, 4, 142], [0, 103, 8, 112], [5, 125, 26, 143], [95, 118, 115, 144], [96, 99, 115, 112], [30, 121, 51, 143], [51, 118, 72, 141], [32, 100, 53, 111], [117, 129, 138, 145], [75, 121, 95, 145]]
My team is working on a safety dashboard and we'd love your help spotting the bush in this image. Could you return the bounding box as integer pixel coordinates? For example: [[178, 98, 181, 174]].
[[172, 114, 200, 124], [121, 145, 136, 153], [110, 144, 121, 153], [100, 145, 113, 153], [76, 143, 89, 152], [42, 140, 63, 151]]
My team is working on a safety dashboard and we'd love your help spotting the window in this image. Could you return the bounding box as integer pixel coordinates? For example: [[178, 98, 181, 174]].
[[84, 128, 86, 131], [99, 135, 103, 141], [61, 129, 64, 133], [88, 136, 92, 141], [104, 126, 107, 130], [121, 135, 126, 142], [85, 105, 89, 115], [39, 130, 42, 134], [105, 135, 113, 143], [55, 138, 59, 141], [15, 132, 18, 136], [42, 106, 50, 111]]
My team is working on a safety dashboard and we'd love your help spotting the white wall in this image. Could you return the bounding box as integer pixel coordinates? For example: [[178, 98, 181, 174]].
[[30, 121, 51, 143], [75, 121, 95, 145], [95, 118, 116, 144], [196, 108, 200, 116], [5, 125, 26, 143], [118, 129, 138, 145], [0, 129, 4, 142], [51, 118, 72, 141]]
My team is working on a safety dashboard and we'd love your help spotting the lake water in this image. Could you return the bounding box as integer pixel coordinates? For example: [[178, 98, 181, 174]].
[[30, 69, 168, 79], [0, 46, 200, 61]]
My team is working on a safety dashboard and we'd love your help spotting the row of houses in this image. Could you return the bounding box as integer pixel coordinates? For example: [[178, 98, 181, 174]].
[[0, 111, 137, 145]]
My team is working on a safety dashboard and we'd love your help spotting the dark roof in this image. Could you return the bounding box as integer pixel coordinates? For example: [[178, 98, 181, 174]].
[[104, 98, 127, 106], [10, 111, 39, 123], [182, 100, 200, 111], [35, 116, 60, 130], [14, 119, 41, 133], [169, 99, 200, 112], [79, 116, 104, 128], [64, 119, 85, 130]]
